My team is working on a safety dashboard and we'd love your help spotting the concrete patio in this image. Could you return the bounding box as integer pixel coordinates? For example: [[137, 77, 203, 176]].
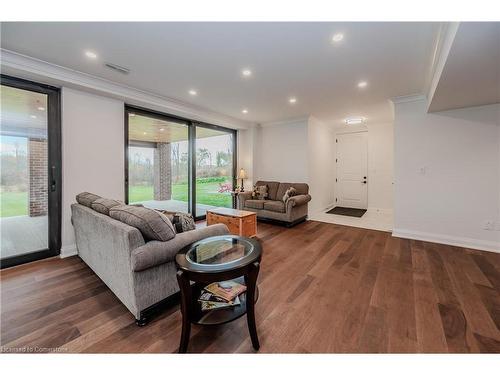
[[0, 215, 48, 259]]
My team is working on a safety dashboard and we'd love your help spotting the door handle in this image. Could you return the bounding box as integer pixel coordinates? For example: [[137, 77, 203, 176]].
[[50, 165, 57, 192]]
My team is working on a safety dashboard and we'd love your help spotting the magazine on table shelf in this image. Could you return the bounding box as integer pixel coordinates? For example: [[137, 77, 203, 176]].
[[199, 280, 247, 311]]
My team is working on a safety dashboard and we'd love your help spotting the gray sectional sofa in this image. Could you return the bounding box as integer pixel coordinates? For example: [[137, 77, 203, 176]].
[[71, 201, 229, 325], [237, 181, 311, 226]]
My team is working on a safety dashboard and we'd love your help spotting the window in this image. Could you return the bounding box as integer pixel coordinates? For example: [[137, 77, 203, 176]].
[[125, 106, 236, 219]]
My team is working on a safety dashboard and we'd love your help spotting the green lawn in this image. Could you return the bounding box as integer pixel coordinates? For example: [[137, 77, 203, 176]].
[[0, 191, 28, 217], [129, 179, 232, 208]]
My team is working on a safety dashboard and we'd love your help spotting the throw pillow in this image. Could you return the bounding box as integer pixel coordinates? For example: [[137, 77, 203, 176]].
[[76, 192, 101, 207], [156, 210, 196, 233], [91, 198, 122, 215], [252, 185, 268, 200], [282, 187, 297, 203], [109, 205, 176, 242]]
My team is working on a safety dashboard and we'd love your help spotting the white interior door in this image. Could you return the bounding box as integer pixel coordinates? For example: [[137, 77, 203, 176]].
[[336, 132, 368, 209]]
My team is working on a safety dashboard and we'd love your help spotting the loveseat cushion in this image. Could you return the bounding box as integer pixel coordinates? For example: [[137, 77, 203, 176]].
[[245, 199, 265, 209], [109, 205, 176, 242], [91, 198, 122, 215], [276, 183, 309, 202], [255, 181, 279, 200], [76, 192, 101, 208], [264, 200, 285, 213]]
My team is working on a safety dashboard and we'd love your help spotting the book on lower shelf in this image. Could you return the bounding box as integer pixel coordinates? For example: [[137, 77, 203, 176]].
[[199, 280, 246, 311], [204, 280, 247, 302]]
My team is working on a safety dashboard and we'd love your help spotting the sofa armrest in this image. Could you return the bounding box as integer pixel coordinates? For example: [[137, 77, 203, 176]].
[[286, 194, 311, 210], [131, 223, 229, 271], [237, 191, 253, 209]]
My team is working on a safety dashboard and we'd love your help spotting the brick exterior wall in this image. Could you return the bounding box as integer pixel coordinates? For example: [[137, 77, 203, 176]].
[[28, 138, 48, 217], [153, 142, 172, 201]]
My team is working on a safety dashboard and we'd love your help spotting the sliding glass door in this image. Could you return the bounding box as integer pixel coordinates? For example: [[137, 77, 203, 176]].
[[0, 75, 61, 269], [126, 109, 189, 212], [194, 125, 235, 218], [125, 106, 236, 220]]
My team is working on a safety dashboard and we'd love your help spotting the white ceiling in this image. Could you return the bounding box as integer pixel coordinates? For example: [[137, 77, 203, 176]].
[[1, 22, 440, 126], [428, 22, 500, 112]]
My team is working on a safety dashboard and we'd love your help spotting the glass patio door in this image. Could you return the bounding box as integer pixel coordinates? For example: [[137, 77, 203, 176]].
[[0, 76, 61, 268], [193, 125, 236, 218], [126, 109, 189, 213]]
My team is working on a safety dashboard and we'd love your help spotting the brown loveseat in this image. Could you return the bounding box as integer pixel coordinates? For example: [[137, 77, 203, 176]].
[[237, 181, 311, 226]]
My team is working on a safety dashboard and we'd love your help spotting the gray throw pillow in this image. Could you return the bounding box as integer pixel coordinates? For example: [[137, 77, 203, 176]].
[[282, 187, 297, 203], [91, 198, 122, 215], [76, 192, 101, 207], [109, 205, 176, 242]]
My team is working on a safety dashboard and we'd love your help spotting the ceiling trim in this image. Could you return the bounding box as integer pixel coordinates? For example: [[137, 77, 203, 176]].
[[0, 49, 255, 130], [390, 94, 426, 104], [425, 22, 460, 112]]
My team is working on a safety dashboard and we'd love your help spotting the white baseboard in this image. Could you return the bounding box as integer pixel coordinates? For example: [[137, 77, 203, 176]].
[[60, 244, 78, 258], [392, 229, 500, 254]]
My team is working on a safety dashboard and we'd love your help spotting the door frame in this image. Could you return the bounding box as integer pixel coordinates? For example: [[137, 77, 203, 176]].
[[0, 75, 62, 269], [124, 104, 237, 221], [335, 130, 368, 209]]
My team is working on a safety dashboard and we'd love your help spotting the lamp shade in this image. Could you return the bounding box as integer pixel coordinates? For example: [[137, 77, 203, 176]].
[[238, 168, 248, 179]]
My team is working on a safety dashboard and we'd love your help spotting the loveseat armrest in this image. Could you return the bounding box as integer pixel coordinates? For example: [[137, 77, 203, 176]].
[[237, 191, 253, 209], [131, 223, 229, 272], [286, 194, 312, 210]]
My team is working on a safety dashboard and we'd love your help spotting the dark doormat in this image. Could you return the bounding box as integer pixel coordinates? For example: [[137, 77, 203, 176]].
[[326, 206, 367, 218]]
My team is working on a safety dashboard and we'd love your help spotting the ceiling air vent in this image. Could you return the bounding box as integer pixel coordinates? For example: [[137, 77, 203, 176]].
[[104, 62, 130, 74]]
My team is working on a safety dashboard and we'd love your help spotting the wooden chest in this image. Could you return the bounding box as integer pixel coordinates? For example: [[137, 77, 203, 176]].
[[206, 208, 257, 237]]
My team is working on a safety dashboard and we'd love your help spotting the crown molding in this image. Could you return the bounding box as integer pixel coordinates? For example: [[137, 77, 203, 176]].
[[390, 94, 427, 104], [0, 49, 255, 130]]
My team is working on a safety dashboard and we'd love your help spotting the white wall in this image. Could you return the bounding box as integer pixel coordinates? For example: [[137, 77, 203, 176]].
[[255, 119, 309, 183], [367, 122, 394, 210], [237, 127, 259, 191], [61, 88, 125, 255], [393, 99, 500, 252], [308, 117, 336, 213]]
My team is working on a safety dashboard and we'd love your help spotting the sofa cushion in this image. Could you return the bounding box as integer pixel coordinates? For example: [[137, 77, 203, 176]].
[[276, 183, 309, 202], [245, 199, 265, 210], [109, 205, 176, 242], [156, 210, 196, 233], [91, 198, 122, 215], [264, 200, 286, 213], [76, 192, 101, 208], [255, 181, 279, 200]]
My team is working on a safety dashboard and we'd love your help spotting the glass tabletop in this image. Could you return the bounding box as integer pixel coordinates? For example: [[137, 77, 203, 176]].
[[186, 236, 255, 266]]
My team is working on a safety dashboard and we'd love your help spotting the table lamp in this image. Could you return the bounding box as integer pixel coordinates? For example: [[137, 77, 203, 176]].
[[238, 168, 248, 192]]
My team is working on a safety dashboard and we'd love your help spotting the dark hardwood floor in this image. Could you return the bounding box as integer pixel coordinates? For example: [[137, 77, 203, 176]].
[[1, 220, 499, 353]]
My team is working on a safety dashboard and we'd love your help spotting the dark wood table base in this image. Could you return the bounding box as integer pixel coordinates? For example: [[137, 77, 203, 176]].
[[176, 262, 260, 353]]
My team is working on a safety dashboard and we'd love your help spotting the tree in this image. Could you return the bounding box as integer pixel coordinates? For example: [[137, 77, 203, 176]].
[[196, 148, 210, 167]]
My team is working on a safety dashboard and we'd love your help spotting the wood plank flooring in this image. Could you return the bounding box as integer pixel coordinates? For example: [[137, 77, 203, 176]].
[[1, 220, 499, 353]]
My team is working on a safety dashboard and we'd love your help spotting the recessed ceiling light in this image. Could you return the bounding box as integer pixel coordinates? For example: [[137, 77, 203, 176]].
[[357, 81, 368, 88], [37, 106, 45, 111], [332, 33, 344, 43], [85, 50, 98, 59], [30, 115, 37, 119], [242, 69, 252, 77], [345, 117, 366, 125], [189, 89, 198, 96], [289, 97, 297, 104], [242, 109, 248, 114], [159, 128, 165, 131], [143, 132, 147, 135]]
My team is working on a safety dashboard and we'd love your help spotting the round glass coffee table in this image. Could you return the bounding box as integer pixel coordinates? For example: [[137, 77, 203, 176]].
[[175, 235, 262, 353]]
